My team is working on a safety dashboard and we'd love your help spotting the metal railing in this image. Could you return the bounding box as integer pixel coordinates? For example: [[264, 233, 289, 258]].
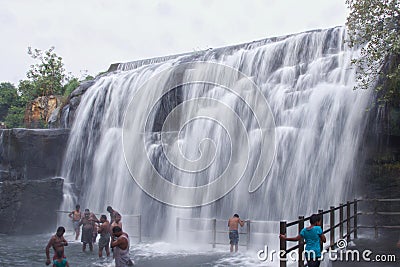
[[357, 198, 400, 238], [279, 200, 359, 267], [176, 217, 256, 249], [123, 214, 142, 242]]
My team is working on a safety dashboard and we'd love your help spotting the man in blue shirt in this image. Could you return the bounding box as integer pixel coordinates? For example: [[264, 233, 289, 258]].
[[280, 214, 326, 267]]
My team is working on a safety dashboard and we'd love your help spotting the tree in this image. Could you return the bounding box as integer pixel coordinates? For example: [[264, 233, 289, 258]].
[[26, 46, 66, 97], [346, 0, 400, 106], [4, 106, 25, 128], [63, 77, 80, 97], [0, 82, 19, 121]]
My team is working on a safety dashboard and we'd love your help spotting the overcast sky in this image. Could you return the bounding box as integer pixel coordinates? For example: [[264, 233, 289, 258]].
[[0, 0, 349, 85]]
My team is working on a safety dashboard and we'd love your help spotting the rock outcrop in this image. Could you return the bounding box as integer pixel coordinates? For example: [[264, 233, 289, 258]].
[[24, 95, 64, 128], [0, 128, 69, 234], [0, 128, 69, 181], [59, 80, 95, 128]]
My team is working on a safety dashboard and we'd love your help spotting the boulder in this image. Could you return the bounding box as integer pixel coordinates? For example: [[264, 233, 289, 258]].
[[0, 177, 63, 234]]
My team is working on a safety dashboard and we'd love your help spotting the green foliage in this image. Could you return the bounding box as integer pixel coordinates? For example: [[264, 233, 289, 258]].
[[4, 106, 25, 128], [346, 0, 400, 106], [63, 77, 80, 97], [17, 79, 36, 103], [84, 75, 94, 81], [26, 46, 66, 97], [0, 82, 19, 121]]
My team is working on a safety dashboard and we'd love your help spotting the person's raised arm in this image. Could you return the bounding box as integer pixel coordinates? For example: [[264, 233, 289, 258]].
[[90, 213, 100, 223], [68, 211, 73, 219], [98, 223, 103, 233], [111, 237, 124, 248], [279, 234, 302, 242], [239, 219, 245, 227], [62, 236, 68, 247], [320, 233, 326, 243]]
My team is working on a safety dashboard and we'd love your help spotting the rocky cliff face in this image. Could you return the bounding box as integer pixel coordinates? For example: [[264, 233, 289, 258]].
[[0, 177, 63, 234], [0, 128, 69, 234], [0, 129, 69, 181], [57, 80, 95, 128], [24, 95, 63, 128]]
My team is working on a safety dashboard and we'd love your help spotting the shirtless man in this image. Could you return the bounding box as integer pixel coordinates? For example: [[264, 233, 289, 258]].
[[98, 215, 111, 257], [45, 226, 68, 265], [79, 209, 95, 252], [107, 206, 122, 224], [89, 212, 100, 244], [228, 214, 245, 252], [68, 204, 82, 240], [111, 226, 134, 266], [110, 213, 123, 249]]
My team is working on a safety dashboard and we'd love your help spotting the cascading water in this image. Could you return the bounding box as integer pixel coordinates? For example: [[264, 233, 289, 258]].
[[60, 26, 372, 249]]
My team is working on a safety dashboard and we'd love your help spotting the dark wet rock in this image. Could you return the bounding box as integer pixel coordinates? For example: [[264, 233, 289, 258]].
[[0, 177, 63, 234], [0, 128, 69, 181], [60, 80, 95, 128]]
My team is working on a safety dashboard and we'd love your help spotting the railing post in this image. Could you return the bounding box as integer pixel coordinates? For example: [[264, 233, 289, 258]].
[[346, 201, 351, 241], [212, 218, 217, 248], [318, 209, 324, 252], [318, 209, 324, 228], [330, 206, 335, 248], [246, 220, 251, 250], [138, 215, 142, 243], [353, 199, 358, 239], [280, 221, 287, 267], [176, 217, 180, 242], [298, 216, 305, 267], [339, 203, 344, 239], [374, 199, 378, 238]]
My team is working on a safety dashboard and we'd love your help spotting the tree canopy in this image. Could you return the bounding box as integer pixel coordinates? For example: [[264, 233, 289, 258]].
[[26, 46, 66, 97], [346, 0, 400, 106], [0, 82, 19, 121]]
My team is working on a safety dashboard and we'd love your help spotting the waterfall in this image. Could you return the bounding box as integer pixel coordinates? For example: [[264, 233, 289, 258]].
[[60, 27, 372, 243]]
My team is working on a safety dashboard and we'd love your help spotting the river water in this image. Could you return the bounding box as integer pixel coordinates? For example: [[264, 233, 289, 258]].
[[1, 230, 398, 266], [0, 231, 279, 267]]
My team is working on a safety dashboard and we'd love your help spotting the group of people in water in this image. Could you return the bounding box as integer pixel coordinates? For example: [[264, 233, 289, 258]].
[[45, 207, 334, 267], [45, 205, 134, 267]]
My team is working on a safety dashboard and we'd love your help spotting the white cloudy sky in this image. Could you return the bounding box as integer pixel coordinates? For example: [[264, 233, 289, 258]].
[[0, 0, 349, 84]]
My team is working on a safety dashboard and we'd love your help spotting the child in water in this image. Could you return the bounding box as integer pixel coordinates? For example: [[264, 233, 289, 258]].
[[53, 251, 69, 267]]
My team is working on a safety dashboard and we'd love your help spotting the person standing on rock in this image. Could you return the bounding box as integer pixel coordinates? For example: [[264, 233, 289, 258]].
[[45, 226, 68, 265], [68, 204, 82, 240]]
